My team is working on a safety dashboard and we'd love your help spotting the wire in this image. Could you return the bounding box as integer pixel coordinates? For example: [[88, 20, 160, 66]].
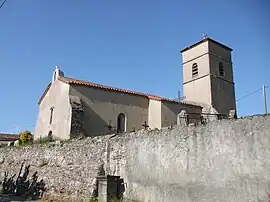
[[0, 0, 7, 9], [236, 88, 262, 102]]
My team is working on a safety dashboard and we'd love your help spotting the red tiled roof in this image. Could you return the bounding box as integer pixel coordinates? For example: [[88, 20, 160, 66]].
[[38, 83, 51, 104], [38, 76, 202, 107], [0, 133, 19, 141], [59, 76, 165, 100]]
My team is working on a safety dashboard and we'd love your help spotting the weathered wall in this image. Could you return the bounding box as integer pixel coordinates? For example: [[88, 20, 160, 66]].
[[34, 80, 72, 140], [183, 77, 212, 108], [211, 76, 236, 114], [181, 40, 209, 63], [208, 40, 232, 62], [1, 114, 269, 202], [161, 101, 202, 127], [182, 40, 212, 106], [115, 115, 269, 202], [148, 99, 162, 129], [208, 39, 236, 115], [0, 137, 108, 201], [69, 85, 149, 136], [69, 96, 85, 138]]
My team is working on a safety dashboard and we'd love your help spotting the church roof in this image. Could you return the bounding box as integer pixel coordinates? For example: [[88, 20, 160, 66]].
[[38, 83, 51, 104], [180, 37, 233, 53], [38, 76, 202, 107], [0, 133, 19, 141]]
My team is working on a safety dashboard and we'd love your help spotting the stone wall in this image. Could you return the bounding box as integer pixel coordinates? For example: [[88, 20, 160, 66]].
[[0, 114, 269, 202], [0, 138, 107, 201], [69, 96, 85, 138]]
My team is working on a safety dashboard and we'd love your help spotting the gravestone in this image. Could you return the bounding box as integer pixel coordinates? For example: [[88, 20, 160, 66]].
[[142, 121, 149, 130], [201, 106, 219, 122], [14, 140, 20, 147], [228, 109, 237, 119], [207, 106, 219, 122], [177, 110, 188, 125]]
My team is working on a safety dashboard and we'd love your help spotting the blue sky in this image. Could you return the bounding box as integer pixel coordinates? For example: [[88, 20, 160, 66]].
[[0, 0, 269, 133]]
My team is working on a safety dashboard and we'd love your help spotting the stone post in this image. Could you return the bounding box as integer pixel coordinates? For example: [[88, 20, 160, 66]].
[[96, 175, 122, 202], [97, 176, 108, 202], [228, 109, 237, 119]]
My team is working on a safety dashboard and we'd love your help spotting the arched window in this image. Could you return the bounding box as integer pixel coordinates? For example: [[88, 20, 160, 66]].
[[117, 113, 126, 133], [219, 62, 224, 76], [192, 63, 198, 76], [48, 131, 53, 141]]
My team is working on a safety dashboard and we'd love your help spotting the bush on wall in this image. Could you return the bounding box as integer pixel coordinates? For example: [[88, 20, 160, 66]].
[[19, 130, 33, 145]]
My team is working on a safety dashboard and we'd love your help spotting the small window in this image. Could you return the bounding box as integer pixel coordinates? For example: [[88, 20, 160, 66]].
[[219, 62, 224, 76], [117, 113, 126, 133], [192, 63, 198, 77], [49, 107, 54, 124], [48, 131, 53, 141]]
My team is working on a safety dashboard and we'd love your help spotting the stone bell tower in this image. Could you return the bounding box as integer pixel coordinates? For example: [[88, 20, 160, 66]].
[[180, 36, 236, 115], [52, 65, 64, 83]]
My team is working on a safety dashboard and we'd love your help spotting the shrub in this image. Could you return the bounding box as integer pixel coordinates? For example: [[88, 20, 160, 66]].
[[19, 130, 33, 145]]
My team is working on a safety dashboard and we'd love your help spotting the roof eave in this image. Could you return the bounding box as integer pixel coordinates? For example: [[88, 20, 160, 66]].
[[180, 37, 233, 53], [38, 76, 201, 108], [161, 99, 203, 107], [38, 83, 52, 105], [38, 76, 71, 105]]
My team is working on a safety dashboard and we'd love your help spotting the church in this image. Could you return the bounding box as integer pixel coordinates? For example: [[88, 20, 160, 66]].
[[34, 36, 237, 140]]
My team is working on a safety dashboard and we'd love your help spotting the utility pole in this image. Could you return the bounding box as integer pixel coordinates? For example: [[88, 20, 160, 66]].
[[262, 84, 268, 114], [0, 0, 7, 9]]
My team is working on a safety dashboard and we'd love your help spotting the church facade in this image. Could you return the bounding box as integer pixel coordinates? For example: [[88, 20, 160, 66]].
[[34, 37, 236, 140]]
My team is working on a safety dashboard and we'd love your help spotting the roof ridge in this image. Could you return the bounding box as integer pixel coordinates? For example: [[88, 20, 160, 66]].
[[38, 75, 202, 107], [58, 76, 164, 100], [180, 37, 232, 53]]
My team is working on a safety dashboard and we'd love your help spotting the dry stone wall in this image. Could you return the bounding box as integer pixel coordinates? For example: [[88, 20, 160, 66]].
[[0, 114, 269, 202], [0, 138, 108, 201]]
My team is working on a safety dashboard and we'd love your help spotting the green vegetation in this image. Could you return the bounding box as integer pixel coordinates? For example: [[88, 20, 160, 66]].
[[88, 197, 139, 202], [36, 136, 52, 145], [18, 130, 33, 146]]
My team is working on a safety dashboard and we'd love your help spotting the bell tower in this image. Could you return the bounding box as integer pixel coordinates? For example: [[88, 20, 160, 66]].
[[52, 65, 64, 83], [180, 36, 236, 115]]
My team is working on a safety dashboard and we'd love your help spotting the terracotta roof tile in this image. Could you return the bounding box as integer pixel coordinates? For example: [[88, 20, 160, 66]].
[[38, 76, 202, 107], [38, 83, 51, 105], [0, 133, 19, 141], [58, 76, 164, 100]]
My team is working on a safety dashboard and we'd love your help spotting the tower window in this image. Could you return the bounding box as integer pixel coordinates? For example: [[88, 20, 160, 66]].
[[219, 62, 224, 76], [192, 63, 198, 77], [53, 72, 56, 81]]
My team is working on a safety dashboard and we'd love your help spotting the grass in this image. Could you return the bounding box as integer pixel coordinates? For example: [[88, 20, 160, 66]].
[[37, 197, 137, 202], [89, 197, 139, 202]]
